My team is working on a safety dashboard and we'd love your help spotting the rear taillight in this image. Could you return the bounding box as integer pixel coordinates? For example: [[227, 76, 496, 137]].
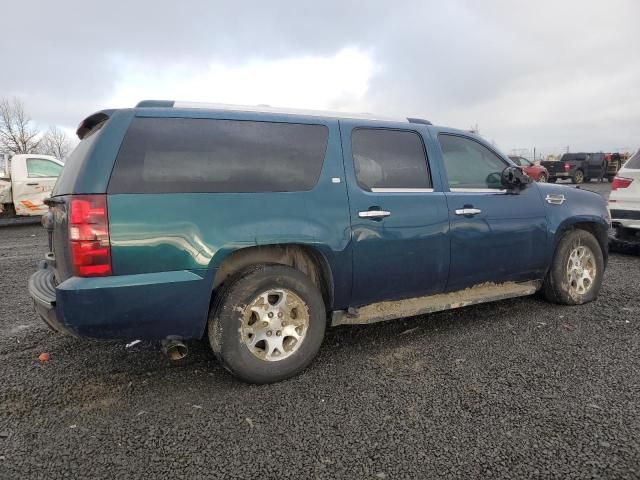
[[68, 195, 112, 277], [563, 162, 571, 172], [611, 176, 633, 191]]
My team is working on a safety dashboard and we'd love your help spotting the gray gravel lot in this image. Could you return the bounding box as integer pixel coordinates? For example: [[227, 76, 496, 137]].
[[1, 181, 639, 479]]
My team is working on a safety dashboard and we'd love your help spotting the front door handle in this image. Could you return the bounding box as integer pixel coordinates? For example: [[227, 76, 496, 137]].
[[26, 182, 39, 186], [455, 208, 482, 216], [359, 210, 391, 219]]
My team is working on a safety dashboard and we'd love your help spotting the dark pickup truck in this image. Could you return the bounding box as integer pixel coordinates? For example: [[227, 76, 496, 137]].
[[542, 153, 611, 184]]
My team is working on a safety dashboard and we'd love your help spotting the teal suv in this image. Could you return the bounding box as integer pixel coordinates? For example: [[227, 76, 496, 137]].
[[29, 100, 610, 383]]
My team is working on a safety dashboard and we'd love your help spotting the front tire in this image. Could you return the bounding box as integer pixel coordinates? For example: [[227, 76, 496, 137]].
[[208, 265, 326, 384], [543, 230, 604, 305]]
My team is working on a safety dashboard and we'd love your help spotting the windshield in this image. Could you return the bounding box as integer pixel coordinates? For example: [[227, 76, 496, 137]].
[[626, 150, 640, 169]]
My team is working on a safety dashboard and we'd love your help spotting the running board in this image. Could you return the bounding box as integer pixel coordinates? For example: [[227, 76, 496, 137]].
[[331, 281, 541, 326]]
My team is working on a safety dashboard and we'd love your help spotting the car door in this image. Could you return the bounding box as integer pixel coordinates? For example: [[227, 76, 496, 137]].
[[589, 153, 605, 179], [12, 157, 63, 216], [341, 121, 450, 307], [435, 131, 548, 291]]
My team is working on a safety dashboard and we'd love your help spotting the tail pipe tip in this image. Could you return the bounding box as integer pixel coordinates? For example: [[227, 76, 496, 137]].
[[161, 339, 188, 361]]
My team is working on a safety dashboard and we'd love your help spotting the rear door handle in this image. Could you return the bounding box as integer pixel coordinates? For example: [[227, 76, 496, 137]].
[[455, 208, 482, 216], [26, 182, 39, 186], [359, 210, 391, 219]]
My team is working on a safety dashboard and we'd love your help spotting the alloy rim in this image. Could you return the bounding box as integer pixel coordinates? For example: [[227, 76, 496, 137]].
[[566, 245, 596, 296], [240, 289, 309, 361]]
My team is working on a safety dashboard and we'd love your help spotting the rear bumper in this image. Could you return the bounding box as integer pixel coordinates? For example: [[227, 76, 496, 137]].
[[28, 265, 215, 340], [610, 208, 640, 230], [549, 172, 570, 178], [28, 264, 78, 336]]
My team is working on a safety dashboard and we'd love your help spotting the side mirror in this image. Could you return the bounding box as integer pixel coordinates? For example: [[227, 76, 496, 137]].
[[501, 166, 532, 192]]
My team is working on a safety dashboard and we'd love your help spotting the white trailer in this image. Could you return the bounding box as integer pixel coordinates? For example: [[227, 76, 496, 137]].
[[0, 154, 63, 217]]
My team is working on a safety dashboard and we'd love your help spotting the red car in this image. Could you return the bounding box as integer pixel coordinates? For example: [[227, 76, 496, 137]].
[[508, 156, 550, 182]]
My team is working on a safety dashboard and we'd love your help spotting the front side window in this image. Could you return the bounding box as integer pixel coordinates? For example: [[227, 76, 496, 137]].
[[26, 158, 62, 178], [109, 117, 329, 193], [351, 128, 431, 191], [438, 135, 507, 189]]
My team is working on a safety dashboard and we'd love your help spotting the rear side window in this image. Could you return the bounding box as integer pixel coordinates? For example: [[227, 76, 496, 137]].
[[626, 150, 640, 169], [109, 117, 329, 193], [27, 158, 63, 178], [351, 128, 431, 191]]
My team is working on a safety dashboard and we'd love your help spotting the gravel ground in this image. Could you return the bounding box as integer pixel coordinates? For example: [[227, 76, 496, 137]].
[[1, 181, 639, 479]]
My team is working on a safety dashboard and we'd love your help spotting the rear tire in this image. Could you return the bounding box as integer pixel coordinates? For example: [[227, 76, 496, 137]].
[[537, 173, 548, 183], [609, 226, 640, 255], [208, 265, 326, 384], [543, 230, 604, 305], [571, 170, 584, 184], [0, 203, 16, 219]]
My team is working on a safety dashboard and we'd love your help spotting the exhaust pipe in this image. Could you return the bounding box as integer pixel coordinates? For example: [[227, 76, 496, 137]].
[[161, 339, 188, 361]]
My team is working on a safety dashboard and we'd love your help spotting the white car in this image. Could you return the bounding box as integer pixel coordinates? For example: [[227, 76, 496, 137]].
[[0, 154, 64, 217], [608, 150, 640, 247]]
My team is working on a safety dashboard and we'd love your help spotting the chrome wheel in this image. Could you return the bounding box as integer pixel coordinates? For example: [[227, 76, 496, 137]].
[[566, 245, 596, 296], [538, 173, 547, 183], [574, 170, 584, 184], [240, 289, 309, 361]]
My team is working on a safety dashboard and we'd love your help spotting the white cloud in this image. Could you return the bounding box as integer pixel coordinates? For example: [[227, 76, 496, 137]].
[[107, 47, 375, 113]]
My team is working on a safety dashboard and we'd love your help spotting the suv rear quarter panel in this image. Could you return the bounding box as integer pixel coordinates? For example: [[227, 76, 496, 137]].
[[107, 111, 352, 318]]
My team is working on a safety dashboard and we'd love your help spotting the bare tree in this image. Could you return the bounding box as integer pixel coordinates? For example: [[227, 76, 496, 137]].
[[39, 126, 74, 160], [0, 98, 41, 154]]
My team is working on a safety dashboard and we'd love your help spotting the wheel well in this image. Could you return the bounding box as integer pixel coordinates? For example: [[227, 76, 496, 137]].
[[559, 222, 608, 263], [212, 244, 334, 308]]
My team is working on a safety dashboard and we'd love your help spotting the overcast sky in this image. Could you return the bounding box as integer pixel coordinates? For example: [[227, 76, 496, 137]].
[[2, 0, 639, 155]]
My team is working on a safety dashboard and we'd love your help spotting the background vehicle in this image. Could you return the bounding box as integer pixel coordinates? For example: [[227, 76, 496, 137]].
[[604, 153, 625, 180], [0, 154, 63, 217], [508, 155, 550, 182], [541, 152, 607, 184], [29, 101, 610, 383], [609, 149, 640, 250]]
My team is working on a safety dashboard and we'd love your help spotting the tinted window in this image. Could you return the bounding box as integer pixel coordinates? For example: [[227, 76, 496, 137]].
[[438, 135, 506, 189], [561, 153, 586, 162], [109, 117, 329, 193], [351, 128, 430, 191], [26, 158, 62, 178], [626, 150, 640, 169]]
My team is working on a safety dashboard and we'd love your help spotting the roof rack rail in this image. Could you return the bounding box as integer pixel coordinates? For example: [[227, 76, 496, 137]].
[[134, 100, 429, 124]]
